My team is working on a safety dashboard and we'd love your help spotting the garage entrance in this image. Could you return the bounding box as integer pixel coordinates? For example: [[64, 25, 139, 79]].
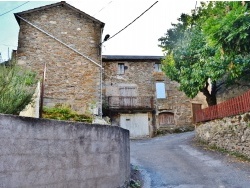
[[120, 113, 149, 138]]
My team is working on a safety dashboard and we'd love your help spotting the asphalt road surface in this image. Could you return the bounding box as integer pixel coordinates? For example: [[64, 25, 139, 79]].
[[130, 132, 250, 188]]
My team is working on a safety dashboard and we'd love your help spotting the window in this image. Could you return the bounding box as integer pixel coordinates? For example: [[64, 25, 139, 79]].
[[154, 63, 162, 72], [118, 63, 125, 74], [156, 82, 166, 98]]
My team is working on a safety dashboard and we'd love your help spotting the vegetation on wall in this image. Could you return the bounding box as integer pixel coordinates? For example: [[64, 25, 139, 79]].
[[159, 1, 250, 106], [42, 104, 93, 123], [0, 61, 37, 115]]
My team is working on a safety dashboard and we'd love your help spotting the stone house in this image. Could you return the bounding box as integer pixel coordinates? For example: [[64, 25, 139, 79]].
[[102, 55, 206, 137], [15, 1, 104, 114], [15, 1, 206, 137]]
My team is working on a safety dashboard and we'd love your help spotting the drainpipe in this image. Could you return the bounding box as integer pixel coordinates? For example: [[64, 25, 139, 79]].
[[99, 28, 104, 118], [100, 58, 103, 118]]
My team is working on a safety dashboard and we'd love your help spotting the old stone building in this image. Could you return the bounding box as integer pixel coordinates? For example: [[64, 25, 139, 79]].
[[15, 1, 104, 114], [15, 1, 206, 137], [103, 55, 206, 137]]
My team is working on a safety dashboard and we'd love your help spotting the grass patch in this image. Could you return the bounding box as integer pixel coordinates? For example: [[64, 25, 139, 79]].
[[195, 139, 250, 162], [209, 145, 250, 162], [129, 165, 143, 188]]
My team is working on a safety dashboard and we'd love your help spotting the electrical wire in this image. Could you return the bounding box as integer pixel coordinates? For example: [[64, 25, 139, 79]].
[[93, 1, 113, 17], [0, 1, 29, 17], [101, 1, 158, 44]]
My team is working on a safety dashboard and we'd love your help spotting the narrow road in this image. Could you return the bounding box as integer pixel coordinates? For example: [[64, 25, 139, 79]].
[[130, 132, 250, 188]]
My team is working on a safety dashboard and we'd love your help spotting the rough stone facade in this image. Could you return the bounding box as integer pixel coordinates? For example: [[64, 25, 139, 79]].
[[103, 57, 156, 137], [103, 59, 155, 99], [0, 113, 130, 188], [15, 2, 104, 114], [103, 56, 207, 136], [196, 112, 250, 158], [14, 2, 207, 136], [153, 72, 207, 128]]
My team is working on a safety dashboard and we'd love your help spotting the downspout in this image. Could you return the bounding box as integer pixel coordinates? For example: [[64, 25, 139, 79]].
[[99, 28, 104, 118], [100, 56, 103, 118]]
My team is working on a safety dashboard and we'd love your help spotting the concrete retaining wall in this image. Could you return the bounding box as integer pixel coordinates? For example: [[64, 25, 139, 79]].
[[0, 114, 130, 188], [196, 112, 250, 158]]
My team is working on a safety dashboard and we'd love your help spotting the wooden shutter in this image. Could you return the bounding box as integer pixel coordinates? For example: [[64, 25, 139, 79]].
[[159, 112, 175, 126], [119, 87, 137, 107]]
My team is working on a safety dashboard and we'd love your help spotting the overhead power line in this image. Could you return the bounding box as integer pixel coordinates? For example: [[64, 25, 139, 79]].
[[93, 1, 113, 17], [101, 1, 158, 44], [0, 1, 29, 17]]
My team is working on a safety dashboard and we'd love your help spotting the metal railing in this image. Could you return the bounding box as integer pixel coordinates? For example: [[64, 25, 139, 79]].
[[195, 90, 250, 123], [108, 96, 153, 109]]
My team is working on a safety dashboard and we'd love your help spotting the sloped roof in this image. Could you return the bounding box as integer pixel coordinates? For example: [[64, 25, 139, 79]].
[[102, 55, 163, 61], [14, 1, 105, 28]]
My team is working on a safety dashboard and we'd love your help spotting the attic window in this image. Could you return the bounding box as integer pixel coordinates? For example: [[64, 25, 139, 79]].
[[118, 63, 125, 74], [154, 63, 162, 72]]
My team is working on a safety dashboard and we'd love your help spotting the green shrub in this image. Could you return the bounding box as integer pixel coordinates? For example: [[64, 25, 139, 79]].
[[0, 62, 37, 115], [42, 104, 93, 123]]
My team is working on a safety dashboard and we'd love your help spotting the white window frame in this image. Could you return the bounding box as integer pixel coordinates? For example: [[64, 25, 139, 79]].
[[156, 82, 166, 99]]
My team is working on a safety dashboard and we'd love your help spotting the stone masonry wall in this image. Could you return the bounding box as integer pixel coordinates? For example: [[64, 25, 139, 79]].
[[17, 4, 103, 114], [0, 113, 130, 188], [153, 72, 207, 127], [104, 60, 207, 129], [103, 60, 155, 97], [196, 112, 250, 158], [155, 73, 193, 127]]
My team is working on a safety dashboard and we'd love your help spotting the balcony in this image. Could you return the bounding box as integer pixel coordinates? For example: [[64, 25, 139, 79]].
[[107, 96, 154, 110]]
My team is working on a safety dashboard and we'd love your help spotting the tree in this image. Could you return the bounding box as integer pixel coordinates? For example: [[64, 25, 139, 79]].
[[0, 61, 37, 115], [202, 1, 250, 84], [159, 1, 250, 106]]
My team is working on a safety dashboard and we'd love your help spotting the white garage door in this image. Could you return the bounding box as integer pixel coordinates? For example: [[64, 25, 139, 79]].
[[120, 113, 149, 138]]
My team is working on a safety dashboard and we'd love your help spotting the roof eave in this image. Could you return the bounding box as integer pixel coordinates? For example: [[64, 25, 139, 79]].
[[14, 1, 105, 27], [102, 55, 163, 61]]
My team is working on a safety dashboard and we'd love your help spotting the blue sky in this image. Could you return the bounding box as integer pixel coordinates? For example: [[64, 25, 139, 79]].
[[0, 0, 196, 61], [0, 1, 56, 61]]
